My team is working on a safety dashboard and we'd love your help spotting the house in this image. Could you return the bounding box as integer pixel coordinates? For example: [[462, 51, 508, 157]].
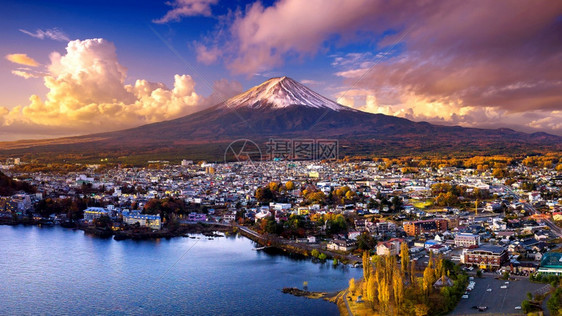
[[376, 240, 400, 256], [122, 211, 161, 230], [348, 231, 361, 240], [433, 275, 454, 288], [327, 239, 357, 252]]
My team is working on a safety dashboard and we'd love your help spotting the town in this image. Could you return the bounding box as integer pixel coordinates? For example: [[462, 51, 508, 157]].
[[1, 154, 562, 314]]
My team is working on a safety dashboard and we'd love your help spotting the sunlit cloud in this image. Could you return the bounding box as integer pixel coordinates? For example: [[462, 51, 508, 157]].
[[5, 53, 40, 67], [11, 70, 41, 79], [19, 28, 70, 42], [153, 0, 218, 23], [1, 38, 242, 140]]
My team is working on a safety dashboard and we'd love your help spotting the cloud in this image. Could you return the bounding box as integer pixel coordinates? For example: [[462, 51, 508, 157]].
[[195, 43, 221, 64], [19, 28, 69, 42], [11, 70, 41, 79], [153, 0, 218, 23], [1, 38, 241, 140], [194, 0, 561, 133], [5, 53, 40, 67]]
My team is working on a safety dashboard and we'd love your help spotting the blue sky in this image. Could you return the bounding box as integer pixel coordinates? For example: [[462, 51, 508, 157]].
[[1, 0, 561, 140]]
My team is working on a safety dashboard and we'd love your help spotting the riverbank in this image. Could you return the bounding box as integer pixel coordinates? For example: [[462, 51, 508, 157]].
[[237, 226, 361, 265], [282, 287, 350, 316], [1, 218, 235, 240]]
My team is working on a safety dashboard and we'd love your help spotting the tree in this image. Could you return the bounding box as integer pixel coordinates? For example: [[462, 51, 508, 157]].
[[311, 249, 320, 258], [285, 181, 295, 191], [349, 278, 356, 294], [393, 268, 404, 308], [391, 196, 404, 211], [400, 242, 410, 274], [318, 253, 327, 260], [357, 233, 375, 251], [521, 299, 531, 313], [423, 265, 436, 295], [362, 251, 371, 281], [414, 303, 429, 316], [366, 276, 376, 305], [255, 187, 274, 203], [476, 269, 482, 278]]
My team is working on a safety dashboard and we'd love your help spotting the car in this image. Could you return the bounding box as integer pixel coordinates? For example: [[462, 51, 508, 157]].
[[505, 281, 510, 284], [500, 285, 507, 289], [478, 306, 488, 311], [462, 295, 469, 299], [486, 288, 492, 292], [515, 306, 521, 310]]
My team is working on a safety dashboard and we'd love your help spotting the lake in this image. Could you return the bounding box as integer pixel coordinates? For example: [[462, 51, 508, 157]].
[[0, 225, 361, 315]]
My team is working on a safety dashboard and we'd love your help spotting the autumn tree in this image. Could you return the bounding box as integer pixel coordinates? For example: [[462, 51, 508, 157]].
[[285, 181, 295, 191], [362, 251, 371, 281], [349, 278, 356, 294], [400, 242, 410, 274], [393, 268, 404, 309]]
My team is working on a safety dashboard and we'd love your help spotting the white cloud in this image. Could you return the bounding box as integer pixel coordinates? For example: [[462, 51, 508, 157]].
[[19, 28, 70, 42]]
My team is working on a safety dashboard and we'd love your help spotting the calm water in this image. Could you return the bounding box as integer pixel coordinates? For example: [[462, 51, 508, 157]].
[[0, 225, 361, 315]]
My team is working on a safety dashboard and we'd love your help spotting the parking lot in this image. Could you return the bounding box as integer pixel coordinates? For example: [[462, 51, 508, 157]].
[[451, 277, 547, 315]]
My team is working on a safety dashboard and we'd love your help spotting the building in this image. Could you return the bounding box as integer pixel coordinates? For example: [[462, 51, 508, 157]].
[[537, 252, 562, 275], [461, 245, 508, 270], [403, 219, 448, 236], [123, 212, 161, 230], [327, 239, 357, 252], [376, 240, 400, 256], [454, 233, 480, 247], [83, 207, 109, 221]]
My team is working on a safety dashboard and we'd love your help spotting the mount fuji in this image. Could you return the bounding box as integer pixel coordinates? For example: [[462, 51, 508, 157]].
[[0, 76, 560, 160]]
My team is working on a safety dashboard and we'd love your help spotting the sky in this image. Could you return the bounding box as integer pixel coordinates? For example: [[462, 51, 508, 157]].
[[1, 0, 561, 141]]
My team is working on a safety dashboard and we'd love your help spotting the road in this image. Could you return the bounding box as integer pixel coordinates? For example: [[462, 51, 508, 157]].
[[342, 290, 353, 316]]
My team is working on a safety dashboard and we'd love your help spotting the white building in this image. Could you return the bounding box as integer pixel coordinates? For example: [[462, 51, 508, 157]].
[[122, 211, 161, 230], [454, 233, 480, 247]]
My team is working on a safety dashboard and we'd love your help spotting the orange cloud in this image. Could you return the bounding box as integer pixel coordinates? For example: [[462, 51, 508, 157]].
[[1, 38, 242, 140], [5, 53, 40, 67]]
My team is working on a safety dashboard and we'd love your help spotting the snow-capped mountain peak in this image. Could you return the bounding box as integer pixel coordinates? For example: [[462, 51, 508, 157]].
[[223, 76, 352, 111]]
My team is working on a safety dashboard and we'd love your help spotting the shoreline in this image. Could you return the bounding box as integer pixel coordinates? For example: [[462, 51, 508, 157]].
[[1, 218, 360, 265], [0, 219, 236, 240]]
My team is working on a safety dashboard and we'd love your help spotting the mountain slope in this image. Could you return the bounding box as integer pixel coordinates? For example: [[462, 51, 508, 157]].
[[0, 77, 560, 160]]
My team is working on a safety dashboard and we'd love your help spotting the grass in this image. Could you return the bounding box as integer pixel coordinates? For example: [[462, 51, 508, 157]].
[[413, 200, 433, 209]]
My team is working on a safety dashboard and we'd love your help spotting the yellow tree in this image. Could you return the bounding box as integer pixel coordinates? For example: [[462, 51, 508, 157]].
[[393, 268, 404, 309], [410, 262, 417, 289], [285, 181, 295, 190], [400, 242, 410, 274], [349, 278, 356, 294], [414, 303, 430, 316], [362, 251, 371, 281], [377, 274, 390, 314], [366, 275, 377, 306], [423, 265, 436, 295]]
